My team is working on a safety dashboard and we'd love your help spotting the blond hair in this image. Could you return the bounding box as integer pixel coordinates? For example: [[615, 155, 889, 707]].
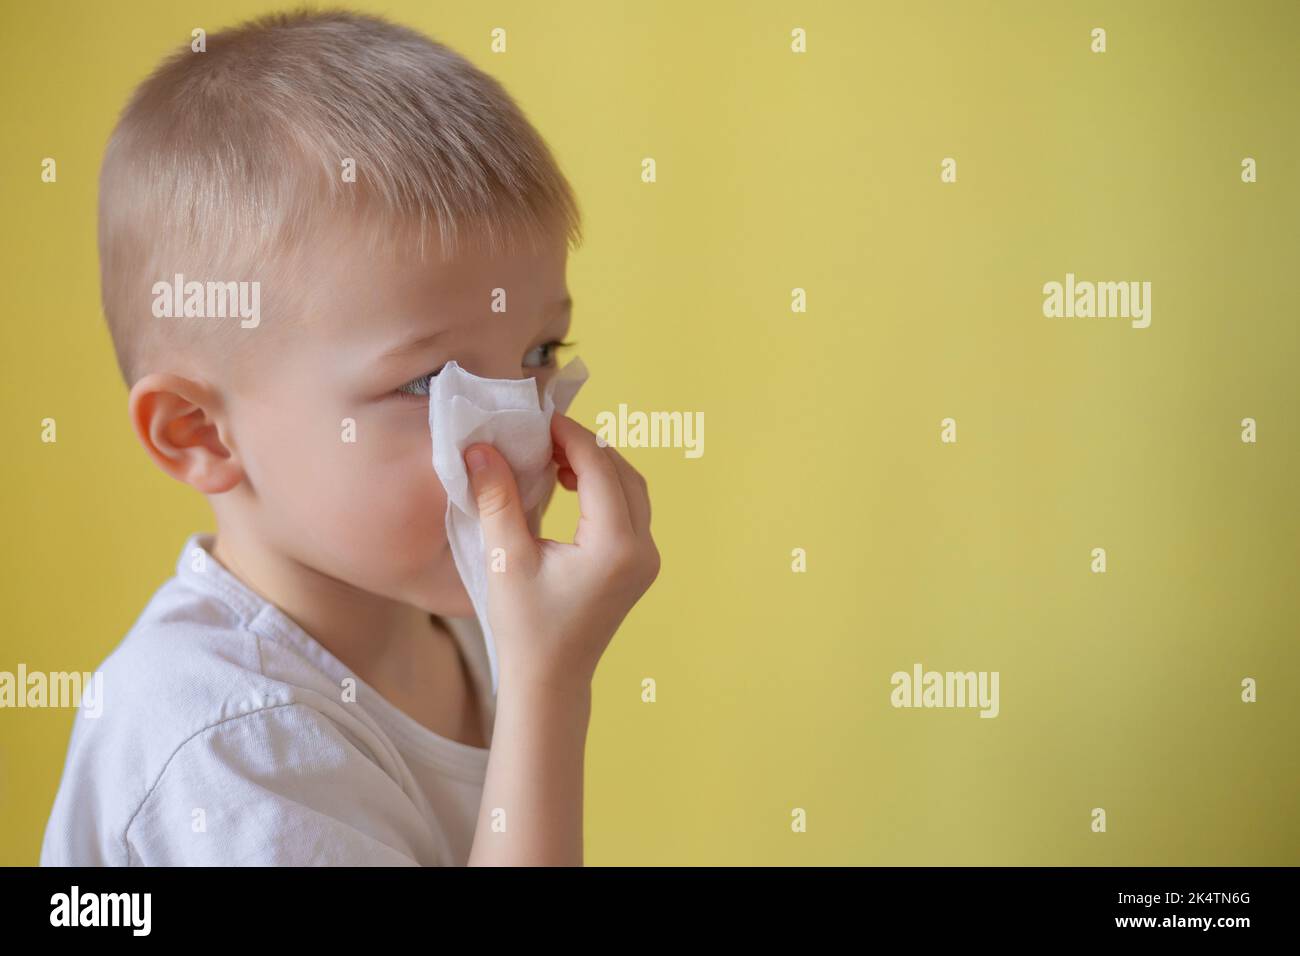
[[99, 8, 583, 386]]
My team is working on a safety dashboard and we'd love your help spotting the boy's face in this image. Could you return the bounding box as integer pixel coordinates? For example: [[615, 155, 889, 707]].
[[219, 221, 573, 616]]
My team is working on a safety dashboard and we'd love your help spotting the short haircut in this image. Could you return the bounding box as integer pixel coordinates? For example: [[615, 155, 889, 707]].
[[99, 7, 583, 386]]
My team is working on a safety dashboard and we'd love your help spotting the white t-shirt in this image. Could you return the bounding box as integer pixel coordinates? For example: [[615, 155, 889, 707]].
[[40, 532, 496, 866]]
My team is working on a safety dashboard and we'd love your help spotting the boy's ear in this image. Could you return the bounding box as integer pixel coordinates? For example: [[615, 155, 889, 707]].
[[128, 373, 244, 494]]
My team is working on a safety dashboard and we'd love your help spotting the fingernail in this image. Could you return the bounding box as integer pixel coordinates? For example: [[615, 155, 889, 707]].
[[466, 447, 489, 474]]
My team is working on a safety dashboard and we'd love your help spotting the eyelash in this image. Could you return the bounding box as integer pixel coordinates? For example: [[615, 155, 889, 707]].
[[396, 339, 576, 399]]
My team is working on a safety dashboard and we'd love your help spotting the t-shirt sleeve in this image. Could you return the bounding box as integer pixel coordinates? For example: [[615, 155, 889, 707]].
[[125, 702, 441, 866]]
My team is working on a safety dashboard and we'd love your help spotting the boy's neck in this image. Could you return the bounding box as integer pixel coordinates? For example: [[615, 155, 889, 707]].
[[208, 525, 443, 682]]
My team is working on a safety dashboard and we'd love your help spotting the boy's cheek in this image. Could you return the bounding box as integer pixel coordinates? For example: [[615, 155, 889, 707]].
[[396, 474, 456, 554], [286, 441, 452, 561]]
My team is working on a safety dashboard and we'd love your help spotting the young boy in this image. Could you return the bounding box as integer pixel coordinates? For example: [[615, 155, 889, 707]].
[[40, 9, 659, 866]]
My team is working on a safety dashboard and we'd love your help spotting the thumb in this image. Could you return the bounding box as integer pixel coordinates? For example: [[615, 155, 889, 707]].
[[464, 443, 537, 570]]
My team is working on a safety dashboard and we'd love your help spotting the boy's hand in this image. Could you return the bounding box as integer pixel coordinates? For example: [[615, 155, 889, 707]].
[[463, 413, 659, 693]]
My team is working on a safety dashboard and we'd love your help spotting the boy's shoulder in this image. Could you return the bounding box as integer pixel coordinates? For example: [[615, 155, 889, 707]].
[[82, 537, 326, 742], [40, 534, 384, 865], [89, 567, 295, 741]]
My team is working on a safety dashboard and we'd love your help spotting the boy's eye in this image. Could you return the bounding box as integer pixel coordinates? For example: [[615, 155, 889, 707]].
[[523, 338, 575, 369], [396, 366, 446, 398], [395, 340, 575, 400]]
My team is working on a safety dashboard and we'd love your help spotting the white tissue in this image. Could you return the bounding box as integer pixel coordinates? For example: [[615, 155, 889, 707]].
[[429, 356, 589, 696]]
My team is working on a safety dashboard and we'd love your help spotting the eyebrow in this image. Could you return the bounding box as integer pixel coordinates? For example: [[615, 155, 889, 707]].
[[376, 327, 453, 363], [377, 296, 573, 363]]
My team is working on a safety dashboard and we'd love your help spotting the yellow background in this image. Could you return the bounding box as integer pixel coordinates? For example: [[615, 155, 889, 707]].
[[2, 0, 1297, 865]]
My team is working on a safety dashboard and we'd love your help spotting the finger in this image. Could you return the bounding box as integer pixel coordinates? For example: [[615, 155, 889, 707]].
[[550, 412, 634, 541], [602, 444, 652, 538], [526, 479, 554, 539], [464, 442, 539, 572]]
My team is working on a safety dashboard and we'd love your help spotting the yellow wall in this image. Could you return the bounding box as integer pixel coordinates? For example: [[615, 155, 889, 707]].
[[2, 0, 1296, 865]]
